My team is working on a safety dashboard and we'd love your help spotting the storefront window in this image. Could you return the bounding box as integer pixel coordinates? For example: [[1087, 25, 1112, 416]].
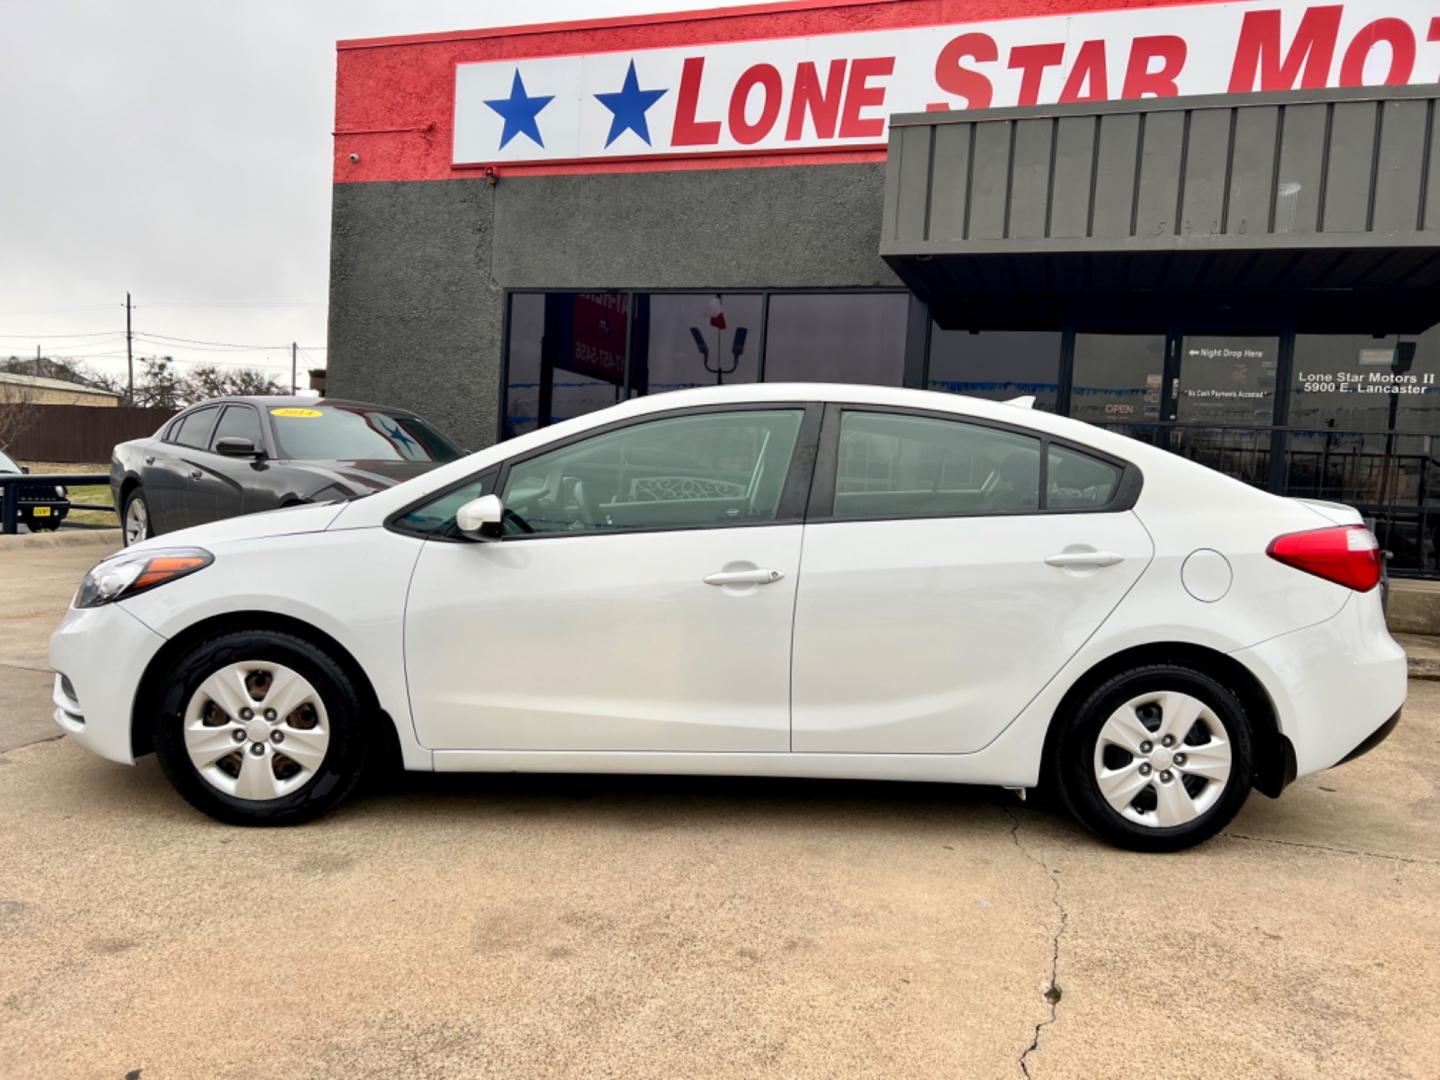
[[763, 293, 908, 384], [630, 293, 761, 396], [1069, 334, 1166, 441], [1170, 334, 1279, 488], [927, 328, 1060, 410], [503, 293, 628, 438], [1286, 330, 1440, 574]]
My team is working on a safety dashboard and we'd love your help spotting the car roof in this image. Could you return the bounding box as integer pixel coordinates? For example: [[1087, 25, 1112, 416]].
[[182, 396, 414, 414]]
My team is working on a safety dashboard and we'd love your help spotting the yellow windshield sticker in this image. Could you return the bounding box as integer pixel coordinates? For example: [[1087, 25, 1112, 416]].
[[270, 407, 323, 418]]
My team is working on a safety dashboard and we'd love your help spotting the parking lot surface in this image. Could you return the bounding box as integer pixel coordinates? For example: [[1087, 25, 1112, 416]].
[[2, 538, 1437, 1078]]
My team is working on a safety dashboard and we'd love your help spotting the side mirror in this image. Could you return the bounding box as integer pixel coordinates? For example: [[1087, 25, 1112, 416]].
[[455, 494, 504, 541], [216, 437, 264, 458]]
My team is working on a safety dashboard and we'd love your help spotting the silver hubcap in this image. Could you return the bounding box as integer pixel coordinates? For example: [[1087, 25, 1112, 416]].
[[1092, 691, 1232, 828], [124, 498, 148, 544], [183, 661, 330, 801]]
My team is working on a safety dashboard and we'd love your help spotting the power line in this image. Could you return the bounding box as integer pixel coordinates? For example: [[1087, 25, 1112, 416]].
[[135, 331, 327, 350], [0, 330, 125, 340]]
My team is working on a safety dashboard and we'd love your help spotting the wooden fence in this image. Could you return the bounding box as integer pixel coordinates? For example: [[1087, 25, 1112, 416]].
[[4, 405, 177, 464]]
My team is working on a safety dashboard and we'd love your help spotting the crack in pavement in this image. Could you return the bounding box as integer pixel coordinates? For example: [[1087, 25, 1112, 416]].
[[1224, 831, 1440, 867], [0, 660, 53, 674], [1006, 807, 1067, 1080]]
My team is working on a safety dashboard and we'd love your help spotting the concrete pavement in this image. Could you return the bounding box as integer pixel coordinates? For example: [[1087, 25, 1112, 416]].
[[1, 536, 1437, 1078]]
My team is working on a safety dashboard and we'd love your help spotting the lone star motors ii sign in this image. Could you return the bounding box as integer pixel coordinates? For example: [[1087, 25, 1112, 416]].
[[453, 0, 1440, 167]]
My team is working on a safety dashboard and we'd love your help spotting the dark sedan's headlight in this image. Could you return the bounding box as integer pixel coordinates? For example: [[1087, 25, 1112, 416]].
[[76, 547, 213, 608]]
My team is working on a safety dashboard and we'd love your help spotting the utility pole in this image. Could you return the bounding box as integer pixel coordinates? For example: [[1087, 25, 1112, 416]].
[[35, 343, 41, 379], [291, 342, 298, 395], [125, 291, 134, 404]]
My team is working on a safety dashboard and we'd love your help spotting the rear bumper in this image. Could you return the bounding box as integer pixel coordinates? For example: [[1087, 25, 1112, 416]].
[[1234, 590, 1407, 778], [1338, 707, 1402, 765]]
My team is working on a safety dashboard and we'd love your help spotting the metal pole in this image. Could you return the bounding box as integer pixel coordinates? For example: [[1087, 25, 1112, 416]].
[[35, 343, 41, 378], [291, 342, 297, 395], [125, 291, 134, 403]]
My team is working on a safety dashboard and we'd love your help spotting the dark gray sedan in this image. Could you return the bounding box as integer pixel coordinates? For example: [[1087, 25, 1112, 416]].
[[110, 397, 462, 544]]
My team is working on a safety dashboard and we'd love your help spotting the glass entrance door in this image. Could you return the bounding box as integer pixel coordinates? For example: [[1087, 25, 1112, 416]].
[[1170, 334, 1281, 488]]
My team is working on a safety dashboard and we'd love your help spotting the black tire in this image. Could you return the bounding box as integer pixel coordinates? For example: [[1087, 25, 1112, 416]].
[[1050, 664, 1254, 853], [151, 629, 372, 826], [122, 488, 151, 545]]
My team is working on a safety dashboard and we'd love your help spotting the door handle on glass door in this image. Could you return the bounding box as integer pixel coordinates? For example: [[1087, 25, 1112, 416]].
[[1045, 551, 1124, 568], [703, 568, 785, 586]]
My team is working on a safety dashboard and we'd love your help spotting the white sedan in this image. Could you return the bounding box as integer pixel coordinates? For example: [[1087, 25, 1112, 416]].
[[51, 384, 1405, 850]]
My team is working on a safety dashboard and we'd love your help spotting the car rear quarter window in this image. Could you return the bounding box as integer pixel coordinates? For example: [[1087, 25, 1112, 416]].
[[834, 411, 1041, 520], [1048, 445, 1123, 510]]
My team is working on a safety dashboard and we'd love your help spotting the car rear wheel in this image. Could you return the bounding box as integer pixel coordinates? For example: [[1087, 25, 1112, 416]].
[[122, 489, 150, 545], [151, 629, 371, 826], [1051, 664, 1254, 852]]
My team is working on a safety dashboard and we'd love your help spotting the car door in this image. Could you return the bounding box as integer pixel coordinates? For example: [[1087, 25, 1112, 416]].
[[403, 404, 819, 752], [144, 406, 219, 533], [184, 404, 263, 526], [791, 407, 1153, 755]]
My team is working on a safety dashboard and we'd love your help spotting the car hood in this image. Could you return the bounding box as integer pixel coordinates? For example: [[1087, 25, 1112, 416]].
[[291, 459, 442, 499], [131, 501, 349, 551]]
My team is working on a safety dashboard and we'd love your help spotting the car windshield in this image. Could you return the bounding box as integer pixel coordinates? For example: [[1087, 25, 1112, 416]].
[[267, 405, 461, 463], [0, 449, 18, 473]]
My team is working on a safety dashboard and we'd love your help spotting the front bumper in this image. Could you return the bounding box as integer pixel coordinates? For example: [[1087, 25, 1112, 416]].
[[49, 601, 167, 764]]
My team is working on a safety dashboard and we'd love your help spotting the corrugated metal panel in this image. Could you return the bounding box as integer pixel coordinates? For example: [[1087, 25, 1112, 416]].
[[881, 86, 1440, 257]]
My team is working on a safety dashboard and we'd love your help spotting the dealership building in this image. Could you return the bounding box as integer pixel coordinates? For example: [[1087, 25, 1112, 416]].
[[327, 0, 1440, 576]]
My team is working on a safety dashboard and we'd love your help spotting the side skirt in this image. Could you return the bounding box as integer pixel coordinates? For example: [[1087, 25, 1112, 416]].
[[430, 749, 1027, 787]]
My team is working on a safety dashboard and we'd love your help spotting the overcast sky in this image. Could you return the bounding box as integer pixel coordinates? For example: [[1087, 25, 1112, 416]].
[[0, 0, 764, 388]]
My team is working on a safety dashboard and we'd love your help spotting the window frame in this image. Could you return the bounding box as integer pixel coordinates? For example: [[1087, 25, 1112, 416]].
[[806, 404, 1142, 524], [388, 401, 824, 543]]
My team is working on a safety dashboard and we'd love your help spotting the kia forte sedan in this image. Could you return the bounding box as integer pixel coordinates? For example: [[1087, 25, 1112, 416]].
[[52, 385, 1405, 850]]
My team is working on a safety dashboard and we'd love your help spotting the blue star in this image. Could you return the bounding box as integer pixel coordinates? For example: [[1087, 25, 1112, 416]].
[[485, 70, 553, 150], [594, 61, 667, 148]]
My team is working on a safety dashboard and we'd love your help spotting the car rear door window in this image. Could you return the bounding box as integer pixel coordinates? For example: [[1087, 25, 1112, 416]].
[[209, 405, 264, 450], [833, 411, 1042, 519], [501, 409, 805, 535], [170, 407, 220, 450]]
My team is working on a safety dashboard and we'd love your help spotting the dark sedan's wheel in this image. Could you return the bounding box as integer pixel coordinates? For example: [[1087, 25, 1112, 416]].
[[1051, 664, 1254, 852], [151, 629, 371, 826], [122, 488, 151, 545]]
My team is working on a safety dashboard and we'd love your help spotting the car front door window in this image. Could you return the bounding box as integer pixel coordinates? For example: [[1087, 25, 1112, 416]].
[[500, 409, 806, 536]]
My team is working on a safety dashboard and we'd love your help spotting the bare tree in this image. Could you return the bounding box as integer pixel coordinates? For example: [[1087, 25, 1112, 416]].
[[182, 364, 285, 404], [0, 376, 40, 455]]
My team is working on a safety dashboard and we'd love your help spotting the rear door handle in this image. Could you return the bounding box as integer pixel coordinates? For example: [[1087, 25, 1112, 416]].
[[703, 568, 785, 586], [1045, 551, 1124, 568], [187, 470, 202, 481], [144, 456, 155, 466]]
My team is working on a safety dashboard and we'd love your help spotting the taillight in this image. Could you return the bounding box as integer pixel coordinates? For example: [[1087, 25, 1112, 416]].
[[1267, 525, 1382, 592]]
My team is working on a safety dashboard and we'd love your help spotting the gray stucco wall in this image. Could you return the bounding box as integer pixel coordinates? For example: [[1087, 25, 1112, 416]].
[[327, 162, 896, 450]]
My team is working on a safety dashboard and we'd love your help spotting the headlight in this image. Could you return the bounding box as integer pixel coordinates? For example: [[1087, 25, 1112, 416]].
[[76, 547, 213, 608]]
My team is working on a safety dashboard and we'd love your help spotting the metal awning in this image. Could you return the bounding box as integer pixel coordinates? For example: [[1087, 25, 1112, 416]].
[[880, 87, 1440, 333]]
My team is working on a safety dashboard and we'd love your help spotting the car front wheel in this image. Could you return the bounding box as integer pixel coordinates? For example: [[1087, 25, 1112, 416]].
[[122, 489, 150, 545], [1051, 664, 1254, 852], [151, 629, 371, 826]]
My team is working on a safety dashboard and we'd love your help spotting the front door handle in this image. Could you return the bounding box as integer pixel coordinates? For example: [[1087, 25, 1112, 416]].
[[187, 470, 203, 481], [144, 456, 155, 466], [703, 568, 785, 587], [1045, 551, 1124, 568]]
